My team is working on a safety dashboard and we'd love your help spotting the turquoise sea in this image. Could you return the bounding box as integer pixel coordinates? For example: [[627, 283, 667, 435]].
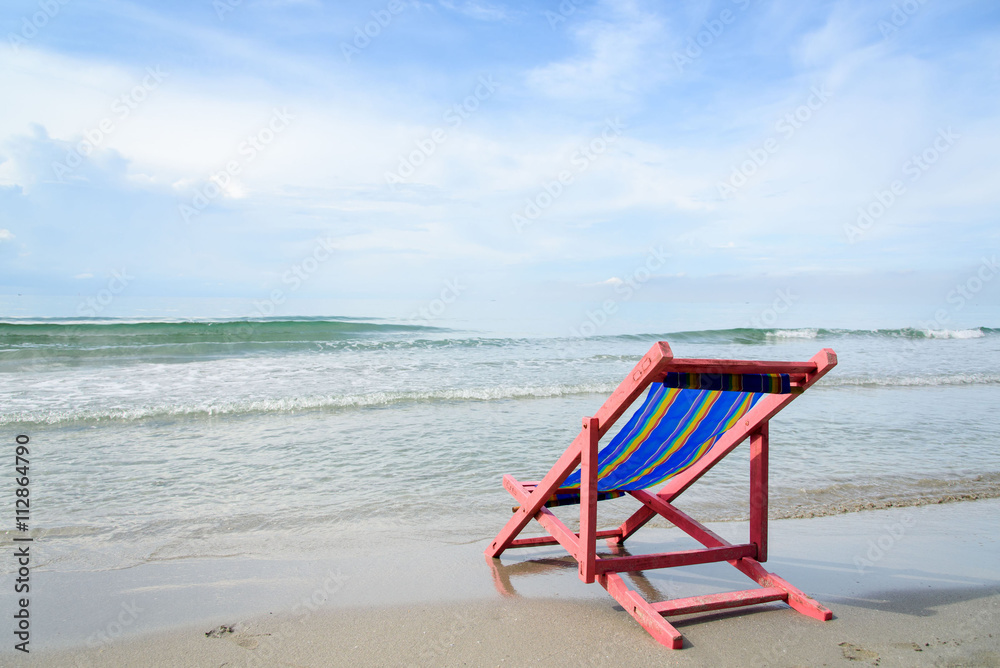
[[1, 319, 999, 572]]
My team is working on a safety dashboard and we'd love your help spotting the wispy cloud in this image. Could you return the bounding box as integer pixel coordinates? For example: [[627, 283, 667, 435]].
[[526, 3, 673, 101]]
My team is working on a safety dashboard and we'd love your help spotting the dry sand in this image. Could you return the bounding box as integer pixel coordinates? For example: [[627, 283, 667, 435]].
[[10, 499, 1000, 667]]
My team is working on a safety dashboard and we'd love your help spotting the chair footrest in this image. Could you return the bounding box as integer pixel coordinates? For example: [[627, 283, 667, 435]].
[[650, 587, 787, 616]]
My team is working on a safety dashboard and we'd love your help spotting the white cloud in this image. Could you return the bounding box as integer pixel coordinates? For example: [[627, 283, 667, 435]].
[[0, 229, 13, 242], [525, 3, 672, 101], [595, 277, 624, 287]]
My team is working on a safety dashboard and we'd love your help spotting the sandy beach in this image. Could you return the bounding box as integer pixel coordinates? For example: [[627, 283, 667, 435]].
[[13, 498, 999, 667]]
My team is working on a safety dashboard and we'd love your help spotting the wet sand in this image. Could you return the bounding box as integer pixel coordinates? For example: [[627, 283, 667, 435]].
[[11, 498, 1000, 666]]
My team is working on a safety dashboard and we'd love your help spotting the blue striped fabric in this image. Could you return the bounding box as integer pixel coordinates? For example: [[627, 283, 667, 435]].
[[555, 383, 768, 500]]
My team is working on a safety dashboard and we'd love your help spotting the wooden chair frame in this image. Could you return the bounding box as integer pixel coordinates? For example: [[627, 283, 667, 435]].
[[485, 341, 838, 648]]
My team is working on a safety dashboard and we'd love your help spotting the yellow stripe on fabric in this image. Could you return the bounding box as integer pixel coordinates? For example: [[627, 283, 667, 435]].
[[595, 386, 681, 480], [720, 391, 755, 432], [632, 391, 756, 489], [618, 390, 722, 487], [647, 436, 714, 486], [562, 388, 759, 493], [560, 386, 681, 491]]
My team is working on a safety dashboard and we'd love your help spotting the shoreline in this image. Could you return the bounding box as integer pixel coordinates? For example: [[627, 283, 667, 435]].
[[7, 497, 999, 665]]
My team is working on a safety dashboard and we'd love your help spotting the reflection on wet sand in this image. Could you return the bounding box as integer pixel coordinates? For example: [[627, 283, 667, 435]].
[[486, 543, 665, 603]]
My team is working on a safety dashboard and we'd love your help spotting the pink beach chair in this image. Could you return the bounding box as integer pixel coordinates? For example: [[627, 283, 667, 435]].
[[485, 341, 838, 648]]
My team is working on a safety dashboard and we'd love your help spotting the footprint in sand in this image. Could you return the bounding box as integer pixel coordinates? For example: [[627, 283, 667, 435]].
[[839, 641, 881, 664], [232, 634, 259, 649], [890, 642, 923, 652]]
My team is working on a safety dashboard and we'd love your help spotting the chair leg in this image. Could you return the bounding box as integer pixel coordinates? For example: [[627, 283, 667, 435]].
[[579, 416, 599, 583], [599, 573, 683, 649], [734, 558, 833, 621], [750, 422, 768, 562]]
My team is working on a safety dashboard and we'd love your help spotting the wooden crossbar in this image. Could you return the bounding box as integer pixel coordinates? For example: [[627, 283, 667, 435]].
[[594, 544, 756, 575], [485, 342, 838, 649], [650, 587, 787, 616]]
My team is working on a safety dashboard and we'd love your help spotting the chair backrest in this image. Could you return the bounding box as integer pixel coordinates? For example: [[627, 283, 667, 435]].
[[561, 373, 792, 492]]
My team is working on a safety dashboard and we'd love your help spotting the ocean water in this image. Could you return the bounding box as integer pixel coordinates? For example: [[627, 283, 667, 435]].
[[1, 319, 998, 572]]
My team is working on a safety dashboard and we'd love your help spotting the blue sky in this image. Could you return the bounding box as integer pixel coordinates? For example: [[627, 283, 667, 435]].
[[0, 0, 998, 329]]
